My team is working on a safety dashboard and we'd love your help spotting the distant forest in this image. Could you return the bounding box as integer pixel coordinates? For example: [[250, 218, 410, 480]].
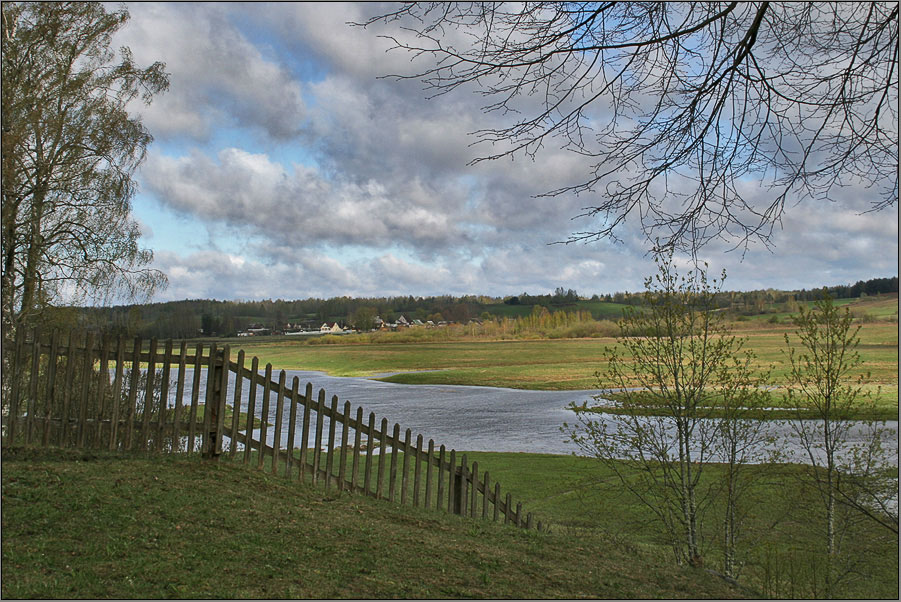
[[53, 276, 898, 340]]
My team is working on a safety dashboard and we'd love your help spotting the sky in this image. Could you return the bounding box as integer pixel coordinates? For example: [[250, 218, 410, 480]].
[[113, 2, 899, 303]]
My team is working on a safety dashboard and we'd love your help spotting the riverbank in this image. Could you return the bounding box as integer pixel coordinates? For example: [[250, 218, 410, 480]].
[[227, 322, 898, 419]]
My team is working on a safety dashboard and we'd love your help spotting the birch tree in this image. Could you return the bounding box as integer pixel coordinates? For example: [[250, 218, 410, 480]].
[[1, 2, 169, 346]]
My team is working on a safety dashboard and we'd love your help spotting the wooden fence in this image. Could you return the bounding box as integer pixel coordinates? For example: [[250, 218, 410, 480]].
[[1, 328, 544, 530]]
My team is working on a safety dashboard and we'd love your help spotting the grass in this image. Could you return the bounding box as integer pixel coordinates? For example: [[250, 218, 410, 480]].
[[3, 447, 897, 599], [2, 447, 751, 600], [227, 321, 898, 418]]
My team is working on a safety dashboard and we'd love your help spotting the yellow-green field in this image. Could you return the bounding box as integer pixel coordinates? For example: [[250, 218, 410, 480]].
[[228, 315, 898, 418]]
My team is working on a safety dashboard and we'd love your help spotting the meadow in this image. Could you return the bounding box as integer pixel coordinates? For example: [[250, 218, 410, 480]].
[[227, 316, 898, 419], [2, 447, 896, 599]]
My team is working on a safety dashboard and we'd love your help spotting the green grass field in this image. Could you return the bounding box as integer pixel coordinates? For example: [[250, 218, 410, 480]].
[[1, 447, 749, 600], [228, 319, 898, 418], [2, 447, 896, 599]]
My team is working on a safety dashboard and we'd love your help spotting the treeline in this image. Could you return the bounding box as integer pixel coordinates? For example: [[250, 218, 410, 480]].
[[49, 276, 897, 340]]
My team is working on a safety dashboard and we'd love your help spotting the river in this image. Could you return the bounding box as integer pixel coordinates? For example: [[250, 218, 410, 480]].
[[167, 368, 897, 467]]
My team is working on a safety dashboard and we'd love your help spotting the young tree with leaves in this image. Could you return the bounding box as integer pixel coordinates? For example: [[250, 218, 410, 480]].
[[566, 256, 772, 574], [784, 294, 896, 596], [1, 2, 169, 346]]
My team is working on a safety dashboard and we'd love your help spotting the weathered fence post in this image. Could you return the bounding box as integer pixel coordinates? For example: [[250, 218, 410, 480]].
[[203, 346, 228, 460]]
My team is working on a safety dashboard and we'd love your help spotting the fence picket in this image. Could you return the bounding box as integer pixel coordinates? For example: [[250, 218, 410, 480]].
[[338, 401, 350, 491], [156, 340, 173, 452], [77, 332, 94, 449], [42, 329, 60, 447], [286, 377, 299, 478], [494, 483, 500, 522], [257, 363, 273, 470], [63, 332, 81, 448], [364, 412, 375, 497], [413, 434, 423, 507], [171, 341, 187, 452], [436, 444, 445, 511], [351, 407, 363, 492], [272, 370, 286, 475], [325, 395, 338, 490], [471, 461, 479, 518], [505, 493, 512, 525], [482, 471, 489, 520], [376, 417, 390, 500], [388, 423, 400, 502], [141, 338, 157, 451], [230, 350, 246, 458], [108, 336, 126, 451], [312, 389, 325, 485], [401, 428, 411, 505], [187, 343, 203, 453], [25, 327, 41, 445], [97, 336, 111, 449], [299, 383, 313, 480], [242, 356, 259, 464], [6, 327, 25, 445]]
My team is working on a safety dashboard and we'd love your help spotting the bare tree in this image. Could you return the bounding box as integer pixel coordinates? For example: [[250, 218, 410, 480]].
[[1, 2, 169, 344], [361, 2, 898, 255]]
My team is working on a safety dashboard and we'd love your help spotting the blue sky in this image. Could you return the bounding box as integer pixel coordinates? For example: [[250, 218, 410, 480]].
[[115, 2, 898, 303]]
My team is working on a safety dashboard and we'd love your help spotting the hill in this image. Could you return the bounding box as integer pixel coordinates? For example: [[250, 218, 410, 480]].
[[1, 447, 748, 599]]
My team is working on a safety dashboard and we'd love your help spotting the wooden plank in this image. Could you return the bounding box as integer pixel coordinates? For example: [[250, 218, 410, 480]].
[[436, 444, 445, 511], [108, 336, 126, 451], [171, 341, 187, 452], [272, 370, 286, 475], [187, 343, 203, 454], [471, 461, 479, 519], [42, 329, 60, 447], [96, 335, 111, 448], [505, 493, 512, 525], [363, 412, 375, 497], [299, 383, 313, 480], [351, 407, 363, 492], [325, 395, 338, 490], [401, 428, 411, 505], [338, 401, 350, 491], [214, 346, 230, 457], [257, 363, 273, 470], [448, 450, 457, 514], [413, 434, 423, 507], [229, 350, 245, 458], [526, 513, 533, 530], [77, 332, 95, 449], [515, 502, 523, 528], [388, 422, 400, 502], [459, 454, 468, 517], [285, 376, 300, 478], [376, 417, 388, 500], [62, 332, 81, 448], [140, 338, 158, 451], [482, 471, 490, 520], [311, 389, 325, 485], [494, 483, 501, 522], [25, 327, 41, 445], [242, 356, 259, 464], [6, 327, 25, 445], [156, 340, 173, 452], [200, 343, 217, 456]]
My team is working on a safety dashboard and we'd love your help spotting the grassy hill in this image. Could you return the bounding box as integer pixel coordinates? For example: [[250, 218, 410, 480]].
[[0, 448, 750, 599]]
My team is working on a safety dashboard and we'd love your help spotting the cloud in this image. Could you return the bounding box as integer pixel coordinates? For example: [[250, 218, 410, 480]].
[[124, 2, 896, 303], [118, 3, 306, 142]]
